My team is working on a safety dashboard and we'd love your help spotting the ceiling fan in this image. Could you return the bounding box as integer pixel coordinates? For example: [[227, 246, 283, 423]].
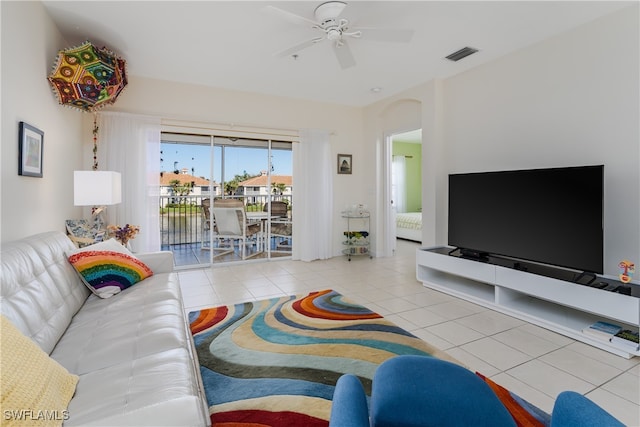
[[267, 1, 414, 69]]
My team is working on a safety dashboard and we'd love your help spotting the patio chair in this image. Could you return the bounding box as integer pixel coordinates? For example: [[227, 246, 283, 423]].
[[264, 201, 291, 250], [200, 198, 211, 249], [211, 199, 262, 259], [266, 200, 289, 219]]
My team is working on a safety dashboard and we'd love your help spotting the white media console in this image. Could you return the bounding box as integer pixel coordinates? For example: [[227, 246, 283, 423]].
[[416, 247, 640, 358]]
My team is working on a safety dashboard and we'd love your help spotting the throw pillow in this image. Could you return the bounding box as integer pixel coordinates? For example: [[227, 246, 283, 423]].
[[67, 238, 153, 298], [0, 315, 79, 427]]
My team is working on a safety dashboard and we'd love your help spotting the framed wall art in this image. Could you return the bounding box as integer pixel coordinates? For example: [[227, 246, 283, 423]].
[[337, 154, 352, 175], [18, 122, 44, 177]]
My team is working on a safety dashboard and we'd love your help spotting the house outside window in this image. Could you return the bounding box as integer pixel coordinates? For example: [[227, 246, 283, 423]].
[[237, 171, 293, 205], [159, 168, 217, 207]]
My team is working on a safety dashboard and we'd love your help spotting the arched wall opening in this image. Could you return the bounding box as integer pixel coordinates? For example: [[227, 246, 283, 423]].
[[375, 98, 423, 257]]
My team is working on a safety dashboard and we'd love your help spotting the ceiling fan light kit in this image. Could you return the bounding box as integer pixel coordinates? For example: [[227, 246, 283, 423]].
[[314, 1, 347, 23], [270, 1, 414, 70]]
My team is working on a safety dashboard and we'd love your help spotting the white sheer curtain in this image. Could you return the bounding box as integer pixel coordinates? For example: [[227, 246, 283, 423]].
[[292, 129, 333, 261], [392, 155, 407, 213], [98, 112, 161, 253]]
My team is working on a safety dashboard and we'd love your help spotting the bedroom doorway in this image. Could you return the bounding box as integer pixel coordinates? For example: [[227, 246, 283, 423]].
[[389, 129, 422, 252]]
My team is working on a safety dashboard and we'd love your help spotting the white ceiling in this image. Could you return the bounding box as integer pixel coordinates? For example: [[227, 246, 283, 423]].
[[42, 1, 632, 107]]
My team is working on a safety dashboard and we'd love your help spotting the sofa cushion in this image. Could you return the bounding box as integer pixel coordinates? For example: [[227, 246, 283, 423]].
[[0, 231, 90, 354], [64, 348, 205, 427], [1, 315, 79, 426], [50, 273, 190, 375], [67, 239, 153, 298]]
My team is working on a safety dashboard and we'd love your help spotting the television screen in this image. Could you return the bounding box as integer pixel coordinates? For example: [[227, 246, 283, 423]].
[[448, 165, 604, 274]]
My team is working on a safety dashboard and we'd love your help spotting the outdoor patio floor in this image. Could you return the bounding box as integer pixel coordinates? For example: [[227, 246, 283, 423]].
[[163, 240, 291, 267]]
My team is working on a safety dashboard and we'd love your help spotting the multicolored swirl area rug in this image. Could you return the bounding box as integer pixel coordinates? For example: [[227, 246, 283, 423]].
[[189, 289, 550, 426]]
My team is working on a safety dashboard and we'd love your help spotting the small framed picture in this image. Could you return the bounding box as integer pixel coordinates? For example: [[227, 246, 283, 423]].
[[18, 122, 44, 178], [337, 154, 352, 175]]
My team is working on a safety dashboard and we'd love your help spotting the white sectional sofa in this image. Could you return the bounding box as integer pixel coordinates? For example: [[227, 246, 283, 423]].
[[0, 231, 209, 426]]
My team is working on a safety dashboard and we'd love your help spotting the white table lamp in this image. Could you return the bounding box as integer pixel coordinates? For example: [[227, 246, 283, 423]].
[[74, 171, 122, 230]]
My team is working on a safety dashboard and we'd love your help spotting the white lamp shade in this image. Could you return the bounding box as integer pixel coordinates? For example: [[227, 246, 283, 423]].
[[74, 171, 122, 206]]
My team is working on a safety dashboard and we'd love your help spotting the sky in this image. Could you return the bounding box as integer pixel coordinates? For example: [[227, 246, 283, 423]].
[[161, 143, 292, 183]]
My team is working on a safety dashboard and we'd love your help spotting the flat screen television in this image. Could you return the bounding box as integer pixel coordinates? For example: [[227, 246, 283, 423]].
[[448, 165, 604, 274]]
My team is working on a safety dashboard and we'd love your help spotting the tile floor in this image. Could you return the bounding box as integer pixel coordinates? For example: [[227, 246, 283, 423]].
[[179, 239, 640, 425]]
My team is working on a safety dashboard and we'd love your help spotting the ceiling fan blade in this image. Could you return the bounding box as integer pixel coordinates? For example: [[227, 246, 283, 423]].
[[333, 40, 356, 69], [350, 27, 414, 43], [275, 37, 324, 58], [264, 5, 319, 28]]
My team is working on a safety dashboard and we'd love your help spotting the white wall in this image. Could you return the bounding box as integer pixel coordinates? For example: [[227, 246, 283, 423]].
[[0, 0, 365, 255], [365, 5, 639, 277], [1, 1, 85, 243], [104, 76, 365, 257], [3, 2, 637, 274], [443, 6, 639, 278]]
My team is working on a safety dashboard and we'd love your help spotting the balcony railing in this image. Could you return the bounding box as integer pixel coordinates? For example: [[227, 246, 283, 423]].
[[160, 195, 206, 247], [160, 194, 292, 265]]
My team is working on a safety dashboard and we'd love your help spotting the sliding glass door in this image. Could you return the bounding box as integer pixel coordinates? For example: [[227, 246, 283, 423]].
[[160, 133, 292, 267]]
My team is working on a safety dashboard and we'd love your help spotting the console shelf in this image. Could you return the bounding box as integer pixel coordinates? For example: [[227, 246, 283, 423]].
[[416, 247, 640, 358]]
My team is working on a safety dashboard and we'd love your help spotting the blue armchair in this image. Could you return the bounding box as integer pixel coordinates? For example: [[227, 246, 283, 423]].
[[329, 355, 624, 427], [550, 390, 624, 427]]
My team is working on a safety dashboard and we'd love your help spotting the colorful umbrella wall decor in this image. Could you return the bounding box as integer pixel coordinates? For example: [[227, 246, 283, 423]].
[[47, 41, 127, 112]]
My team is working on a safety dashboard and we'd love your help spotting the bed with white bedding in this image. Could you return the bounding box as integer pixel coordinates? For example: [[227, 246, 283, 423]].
[[396, 211, 422, 242]]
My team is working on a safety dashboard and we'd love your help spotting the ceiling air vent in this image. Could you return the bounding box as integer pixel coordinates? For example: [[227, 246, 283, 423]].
[[445, 47, 478, 62]]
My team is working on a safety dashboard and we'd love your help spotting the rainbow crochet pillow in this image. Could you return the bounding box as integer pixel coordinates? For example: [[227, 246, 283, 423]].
[[67, 239, 153, 298]]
